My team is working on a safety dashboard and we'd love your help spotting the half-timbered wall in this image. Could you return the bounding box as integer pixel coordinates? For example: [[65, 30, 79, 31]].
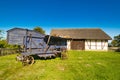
[[67, 40, 71, 50], [85, 40, 108, 51]]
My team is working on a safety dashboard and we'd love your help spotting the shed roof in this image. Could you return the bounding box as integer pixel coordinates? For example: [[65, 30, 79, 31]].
[[51, 28, 112, 40], [7, 27, 45, 35], [7, 28, 36, 32]]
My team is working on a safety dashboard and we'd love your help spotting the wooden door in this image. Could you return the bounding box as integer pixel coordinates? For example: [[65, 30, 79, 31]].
[[71, 39, 85, 50]]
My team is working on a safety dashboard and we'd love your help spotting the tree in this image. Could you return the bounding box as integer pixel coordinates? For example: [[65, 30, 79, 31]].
[[0, 30, 4, 40], [111, 34, 120, 47], [33, 26, 45, 34], [0, 40, 6, 48]]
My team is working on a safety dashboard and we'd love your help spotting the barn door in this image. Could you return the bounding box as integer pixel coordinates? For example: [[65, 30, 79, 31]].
[[71, 39, 85, 50]]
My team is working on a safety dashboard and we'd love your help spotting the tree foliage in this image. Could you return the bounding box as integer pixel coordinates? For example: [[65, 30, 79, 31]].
[[0, 40, 6, 48], [111, 34, 120, 47], [33, 26, 45, 34], [0, 40, 20, 49], [0, 30, 4, 40]]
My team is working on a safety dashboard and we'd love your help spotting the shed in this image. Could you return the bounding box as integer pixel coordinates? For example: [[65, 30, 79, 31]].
[[7, 28, 45, 45], [51, 28, 112, 51]]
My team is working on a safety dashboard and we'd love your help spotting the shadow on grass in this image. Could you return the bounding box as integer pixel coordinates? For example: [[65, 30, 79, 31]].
[[31, 54, 56, 60]]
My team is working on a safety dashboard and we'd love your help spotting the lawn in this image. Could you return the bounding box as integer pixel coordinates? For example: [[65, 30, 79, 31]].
[[0, 51, 120, 80]]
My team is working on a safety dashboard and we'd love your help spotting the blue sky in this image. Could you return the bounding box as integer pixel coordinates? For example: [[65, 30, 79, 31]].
[[0, 0, 120, 39]]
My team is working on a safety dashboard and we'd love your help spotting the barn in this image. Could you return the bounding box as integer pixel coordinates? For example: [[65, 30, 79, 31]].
[[50, 28, 112, 51]]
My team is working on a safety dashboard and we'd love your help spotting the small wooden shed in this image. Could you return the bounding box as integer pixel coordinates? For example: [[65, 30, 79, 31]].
[[7, 28, 45, 45], [51, 28, 112, 51]]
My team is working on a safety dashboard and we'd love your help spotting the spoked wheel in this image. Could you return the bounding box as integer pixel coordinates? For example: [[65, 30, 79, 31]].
[[27, 56, 34, 64], [22, 56, 34, 66]]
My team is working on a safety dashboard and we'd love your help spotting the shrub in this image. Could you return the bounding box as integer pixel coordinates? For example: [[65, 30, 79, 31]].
[[0, 40, 20, 49]]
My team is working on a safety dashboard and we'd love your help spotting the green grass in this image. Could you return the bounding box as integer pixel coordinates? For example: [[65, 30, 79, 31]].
[[0, 51, 120, 80]]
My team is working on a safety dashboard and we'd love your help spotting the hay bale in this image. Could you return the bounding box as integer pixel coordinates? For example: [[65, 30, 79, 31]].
[[61, 51, 68, 60]]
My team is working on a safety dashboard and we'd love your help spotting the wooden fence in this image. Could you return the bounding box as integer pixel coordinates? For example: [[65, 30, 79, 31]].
[[108, 47, 120, 52], [0, 48, 20, 56]]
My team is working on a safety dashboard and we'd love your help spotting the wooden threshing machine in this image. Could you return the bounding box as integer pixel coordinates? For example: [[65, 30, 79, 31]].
[[7, 28, 65, 65]]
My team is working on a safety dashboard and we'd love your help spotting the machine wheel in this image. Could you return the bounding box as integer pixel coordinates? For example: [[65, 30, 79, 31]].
[[22, 56, 34, 66], [28, 56, 34, 64]]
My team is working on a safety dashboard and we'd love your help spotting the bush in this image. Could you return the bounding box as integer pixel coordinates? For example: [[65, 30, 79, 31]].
[[0, 40, 7, 48], [61, 51, 68, 60], [0, 40, 20, 49]]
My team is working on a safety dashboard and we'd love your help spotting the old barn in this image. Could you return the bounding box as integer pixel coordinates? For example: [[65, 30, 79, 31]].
[[51, 28, 112, 51]]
